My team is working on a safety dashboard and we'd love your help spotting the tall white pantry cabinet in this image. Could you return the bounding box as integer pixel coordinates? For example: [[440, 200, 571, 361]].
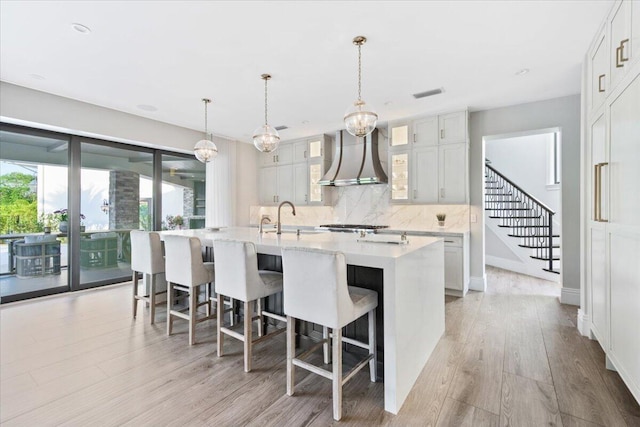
[[584, 0, 640, 403]]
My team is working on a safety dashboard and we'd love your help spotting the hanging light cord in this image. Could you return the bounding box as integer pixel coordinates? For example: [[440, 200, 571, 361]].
[[357, 42, 362, 102], [204, 101, 208, 137], [264, 78, 269, 125]]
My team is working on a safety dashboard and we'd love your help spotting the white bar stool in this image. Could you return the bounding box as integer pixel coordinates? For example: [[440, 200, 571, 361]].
[[281, 247, 378, 421], [164, 235, 215, 345], [213, 239, 286, 372], [130, 230, 165, 324]]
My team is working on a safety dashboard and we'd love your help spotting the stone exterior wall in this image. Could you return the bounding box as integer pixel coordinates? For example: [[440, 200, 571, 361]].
[[109, 170, 140, 230]]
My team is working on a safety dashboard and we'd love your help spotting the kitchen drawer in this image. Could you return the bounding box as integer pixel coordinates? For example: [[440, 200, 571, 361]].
[[442, 236, 462, 247]]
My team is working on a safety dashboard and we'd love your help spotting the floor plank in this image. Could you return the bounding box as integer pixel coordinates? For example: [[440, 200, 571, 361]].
[[435, 397, 499, 427], [500, 372, 562, 426]]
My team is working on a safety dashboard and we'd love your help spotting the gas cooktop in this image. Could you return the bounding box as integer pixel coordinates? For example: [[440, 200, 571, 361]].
[[318, 224, 389, 231]]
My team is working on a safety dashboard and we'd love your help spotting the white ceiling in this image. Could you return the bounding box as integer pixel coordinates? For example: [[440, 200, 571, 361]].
[[0, 1, 611, 143]]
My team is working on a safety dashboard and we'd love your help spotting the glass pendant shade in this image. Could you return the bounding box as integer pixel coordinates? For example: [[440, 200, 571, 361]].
[[194, 138, 218, 163], [252, 124, 280, 153], [194, 98, 218, 163], [344, 99, 378, 137]]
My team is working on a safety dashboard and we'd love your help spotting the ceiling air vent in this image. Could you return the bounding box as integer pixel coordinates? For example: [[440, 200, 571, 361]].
[[412, 88, 444, 99], [274, 125, 288, 131]]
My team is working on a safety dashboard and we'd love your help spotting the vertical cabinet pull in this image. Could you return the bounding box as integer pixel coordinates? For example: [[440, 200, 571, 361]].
[[440, 129, 444, 139], [304, 150, 307, 159], [413, 189, 417, 199], [440, 188, 445, 198], [620, 38, 630, 63], [598, 74, 605, 92], [413, 134, 416, 143], [594, 162, 608, 222]]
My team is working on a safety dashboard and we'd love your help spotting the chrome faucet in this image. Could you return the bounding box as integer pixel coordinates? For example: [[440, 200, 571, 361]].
[[276, 201, 296, 234], [259, 215, 271, 233]]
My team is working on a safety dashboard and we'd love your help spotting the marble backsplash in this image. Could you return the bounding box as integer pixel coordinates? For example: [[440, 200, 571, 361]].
[[250, 186, 470, 232]]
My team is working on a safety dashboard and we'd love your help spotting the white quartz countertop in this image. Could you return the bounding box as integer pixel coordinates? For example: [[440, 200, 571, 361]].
[[159, 227, 442, 266]]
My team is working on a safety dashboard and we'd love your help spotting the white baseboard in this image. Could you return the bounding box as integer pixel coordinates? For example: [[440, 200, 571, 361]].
[[577, 308, 591, 337], [560, 287, 580, 306], [469, 275, 486, 292]]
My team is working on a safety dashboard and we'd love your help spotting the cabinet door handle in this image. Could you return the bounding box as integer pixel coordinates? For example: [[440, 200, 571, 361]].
[[413, 189, 417, 199], [620, 38, 630, 63], [440, 188, 445, 198], [594, 162, 609, 222], [273, 195, 276, 203], [305, 194, 307, 202], [444, 240, 454, 243], [304, 150, 307, 159], [413, 134, 416, 143], [440, 129, 444, 139], [616, 46, 624, 68], [598, 74, 605, 92]]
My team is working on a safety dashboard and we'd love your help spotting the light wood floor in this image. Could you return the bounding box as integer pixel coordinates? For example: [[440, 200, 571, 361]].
[[1, 266, 638, 426]]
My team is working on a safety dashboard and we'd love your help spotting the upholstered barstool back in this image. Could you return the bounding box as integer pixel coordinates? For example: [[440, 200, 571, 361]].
[[281, 246, 378, 421], [164, 235, 213, 288], [282, 247, 359, 330], [213, 239, 286, 372], [163, 235, 215, 345], [130, 230, 165, 324], [213, 239, 283, 302]]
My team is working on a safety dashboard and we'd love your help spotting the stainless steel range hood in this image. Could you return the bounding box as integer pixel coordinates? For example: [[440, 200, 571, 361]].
[[318, 129, 388, 186]]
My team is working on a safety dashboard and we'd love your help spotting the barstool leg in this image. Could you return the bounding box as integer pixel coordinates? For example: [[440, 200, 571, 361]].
[[205, 283, 211, 317], [167, 282, 174, 336], [149, 274, 156, 325], [332, 327, 343, 421], [369, 308, 376, 382], [323, 326, 331, 364], [132, 271, 138, 318], [244, 300, 253, 372], [217, 293, 224, 357], [256, 298, 263, 337], [189, 288, 197, 345], [229, 298, 235, 326], [286, 315, 295, 396]]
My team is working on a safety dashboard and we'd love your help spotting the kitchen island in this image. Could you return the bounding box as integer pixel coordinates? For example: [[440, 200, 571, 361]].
[[160, 227, 444, 414]]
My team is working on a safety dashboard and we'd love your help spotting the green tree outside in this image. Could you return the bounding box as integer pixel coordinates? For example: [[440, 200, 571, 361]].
[[0, 172, 40, 234]]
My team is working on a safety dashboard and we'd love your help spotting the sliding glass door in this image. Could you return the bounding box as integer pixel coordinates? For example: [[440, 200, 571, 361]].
[[77, 138, 154, 289], [0, 126, 71, 302], [1, 123, 207, 302]]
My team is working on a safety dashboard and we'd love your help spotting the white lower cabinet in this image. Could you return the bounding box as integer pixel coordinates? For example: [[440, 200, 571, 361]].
[[589, 227, 608, 346], [443, 236, 469, 296]]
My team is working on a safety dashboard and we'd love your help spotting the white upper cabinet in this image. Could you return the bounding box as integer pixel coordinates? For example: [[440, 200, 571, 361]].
[[412, 147, 438, 203], [413, 116, 439, 146], [258, 135, 331, 206], [389, 122, 410, 151], [590, 31, 609, 111], [438, 111, 467, 144], [389, 110, 469, 204], [438, 143, 468, 203], [609, 0, 640, 88], [292, 140, 308, 163]]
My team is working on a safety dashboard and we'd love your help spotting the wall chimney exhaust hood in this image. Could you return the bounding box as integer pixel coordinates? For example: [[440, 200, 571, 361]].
[[319, 129, 388, 186]]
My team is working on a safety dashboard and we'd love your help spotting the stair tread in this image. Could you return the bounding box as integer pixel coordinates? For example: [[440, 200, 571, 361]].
[[543, 268, 561, 274], [509, 234, 560, 238], [498, 225, 550, 228], [520, 244, 560, 249], [531, 256, 561, 261], [489, 216, 540, 219]]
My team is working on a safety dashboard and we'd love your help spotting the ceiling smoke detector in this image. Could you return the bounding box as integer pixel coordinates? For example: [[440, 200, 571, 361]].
[[412, 88, 444, 99]]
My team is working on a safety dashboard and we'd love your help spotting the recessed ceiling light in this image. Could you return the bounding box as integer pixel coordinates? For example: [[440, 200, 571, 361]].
[[71, 23, 91, 34], [301, 120, 309, 125], [29, 74, 45, 81], [384, 101, 392, 106], [515, 68, 530, 76], [137, 104, 158, 112]]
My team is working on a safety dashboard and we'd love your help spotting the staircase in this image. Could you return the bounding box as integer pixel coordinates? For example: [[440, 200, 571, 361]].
[[485, 162, 560, 275]]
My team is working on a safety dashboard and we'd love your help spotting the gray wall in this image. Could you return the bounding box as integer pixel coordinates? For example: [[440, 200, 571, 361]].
[[469, 95, 581, 290]]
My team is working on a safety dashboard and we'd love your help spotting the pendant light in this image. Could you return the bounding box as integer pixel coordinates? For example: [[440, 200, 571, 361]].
[[252, 74, 280, 153], [194, 98, 218, 163], [344, 36, 378, 137]]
